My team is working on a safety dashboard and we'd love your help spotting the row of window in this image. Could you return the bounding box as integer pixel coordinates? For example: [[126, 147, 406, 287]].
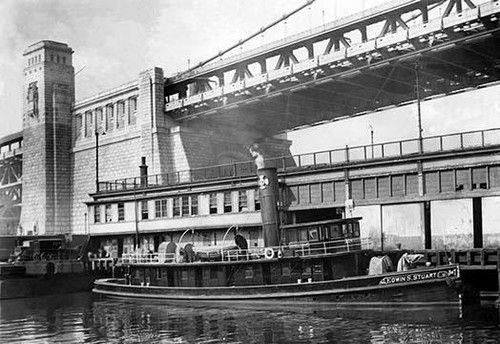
[[93, 190, 261, 224], [27, 54, 67, 66], [94, 203, 125, 223], [286, 166, 497, 206], [75, 97, 138, 140]]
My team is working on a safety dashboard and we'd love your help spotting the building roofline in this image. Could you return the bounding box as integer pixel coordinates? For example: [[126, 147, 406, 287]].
[[23, 40, 73, 56]]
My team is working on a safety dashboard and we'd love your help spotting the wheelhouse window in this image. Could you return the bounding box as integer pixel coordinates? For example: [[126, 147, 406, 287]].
[[155, 199, 167, 218], [224, 192, 232, 213], [209, 193, 217, 214], [118, 202, 125, 221], [141, 201, 149, 220]]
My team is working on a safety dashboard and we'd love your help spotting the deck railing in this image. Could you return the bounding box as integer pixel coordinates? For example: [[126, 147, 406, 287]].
[[121, 252, 176, 264], [117, 238, 373, 265], [98, 127, 500, 193]]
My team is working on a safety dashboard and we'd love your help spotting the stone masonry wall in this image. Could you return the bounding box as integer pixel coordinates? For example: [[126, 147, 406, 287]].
[[20, 41, 74, 235], [70, 132, 141, 233]]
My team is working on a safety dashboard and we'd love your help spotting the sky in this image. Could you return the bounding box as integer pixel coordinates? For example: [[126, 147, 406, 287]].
[[0, 0, 498, 154]]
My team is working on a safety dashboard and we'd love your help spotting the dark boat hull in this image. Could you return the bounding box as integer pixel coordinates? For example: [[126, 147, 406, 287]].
[[93, 265, 462, 306], [0, 273, 96, 300]]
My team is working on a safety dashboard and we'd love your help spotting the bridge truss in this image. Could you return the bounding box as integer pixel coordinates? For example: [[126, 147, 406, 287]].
[[0, 133, 22, 235], [164, 0, 500, 137]]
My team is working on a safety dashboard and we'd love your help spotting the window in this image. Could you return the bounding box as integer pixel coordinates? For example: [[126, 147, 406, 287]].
[[202, 233, 211, 246], [105, 204, 112, 222], [254, 189, 261, 211], [85, 111, 93, 137], [190, 196, 198, 215], [95, 108, 103, 130], [118, 202, 125, 221], [62, 56, 66, 64], [249, 228, 259, 247], [209, 193, 217, 214], [173, 197, 180, 217], [94, 205, 101, 223], [141, 201, 148, 220], [238, 190, 248, 212], [106, 104, 114, 131], [182, 197, 189, 217], [308, 228, 319, 241], [129, 97, 137, 112], [56, 55, 60, 63], [224, 192, 232, 213], [155, 199, 168, 218], [128, 97, 137, 125], [75, 114, 82, 140], [117, 101, 125, 128]]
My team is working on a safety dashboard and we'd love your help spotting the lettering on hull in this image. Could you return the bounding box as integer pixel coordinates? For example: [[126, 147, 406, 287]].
[[379, 268, 458, 285]]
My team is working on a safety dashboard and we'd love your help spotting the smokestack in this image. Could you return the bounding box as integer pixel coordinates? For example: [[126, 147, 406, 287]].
[[139, 157, 148, 188], [249, 144, 280, 247], [257, 167, 280, 248]]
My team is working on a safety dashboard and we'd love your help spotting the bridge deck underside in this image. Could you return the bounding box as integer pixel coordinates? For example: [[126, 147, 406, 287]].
[[176, 33, 500, 138], [165, 1, 500, 138]]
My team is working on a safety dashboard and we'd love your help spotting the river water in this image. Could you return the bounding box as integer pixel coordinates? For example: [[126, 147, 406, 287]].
[[1, 293, 499, 343]]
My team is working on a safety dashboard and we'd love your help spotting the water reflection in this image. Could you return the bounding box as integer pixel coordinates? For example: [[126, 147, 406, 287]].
[[0, 293, 499, 343]]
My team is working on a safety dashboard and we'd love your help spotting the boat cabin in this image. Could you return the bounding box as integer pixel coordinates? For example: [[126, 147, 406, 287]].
[[123, 217, 370, 289]]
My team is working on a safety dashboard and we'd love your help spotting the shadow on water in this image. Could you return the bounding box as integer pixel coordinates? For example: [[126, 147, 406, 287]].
[[1, 293, 499, 343]]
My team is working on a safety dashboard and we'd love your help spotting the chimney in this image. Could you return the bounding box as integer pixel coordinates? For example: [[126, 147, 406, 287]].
[[139, 157, 148, 188], [257, 167, 280, 247]]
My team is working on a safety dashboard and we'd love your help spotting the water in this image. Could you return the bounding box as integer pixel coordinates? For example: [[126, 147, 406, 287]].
[[1, 293, 499, 344]]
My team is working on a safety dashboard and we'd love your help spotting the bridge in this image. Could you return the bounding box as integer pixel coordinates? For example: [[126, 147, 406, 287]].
[[164, 0, 500, 137], [0, 132, 22, 234]]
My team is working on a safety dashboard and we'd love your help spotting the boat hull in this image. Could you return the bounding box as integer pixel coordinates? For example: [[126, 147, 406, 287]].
[[0, 273, 96, 300], [93, 265, 462, 306]]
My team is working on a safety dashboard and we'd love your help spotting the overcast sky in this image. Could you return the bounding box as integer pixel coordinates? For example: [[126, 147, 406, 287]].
[[0, 0, 498, 154]]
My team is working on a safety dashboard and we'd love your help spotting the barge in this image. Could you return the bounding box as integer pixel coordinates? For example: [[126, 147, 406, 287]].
[[0, 236, 95, 300]]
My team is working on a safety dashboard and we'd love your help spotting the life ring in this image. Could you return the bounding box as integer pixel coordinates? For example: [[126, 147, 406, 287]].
[[264, 248, 274, 259], [277, 250, 283, 259]]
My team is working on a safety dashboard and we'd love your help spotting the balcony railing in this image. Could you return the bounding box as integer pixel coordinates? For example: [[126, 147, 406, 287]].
[[98, 127, 500, 193]]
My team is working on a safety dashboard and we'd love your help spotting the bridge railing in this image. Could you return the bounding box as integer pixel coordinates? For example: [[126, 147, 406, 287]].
[[97, 127, 500, 193]]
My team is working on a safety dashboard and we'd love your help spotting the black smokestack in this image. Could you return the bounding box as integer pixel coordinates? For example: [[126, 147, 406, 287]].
[[139, 156, 148, 188], [257, 167, 280, 247]]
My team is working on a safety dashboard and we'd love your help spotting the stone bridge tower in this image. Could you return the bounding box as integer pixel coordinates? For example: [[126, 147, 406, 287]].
[[20, 41, 75, 235]]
